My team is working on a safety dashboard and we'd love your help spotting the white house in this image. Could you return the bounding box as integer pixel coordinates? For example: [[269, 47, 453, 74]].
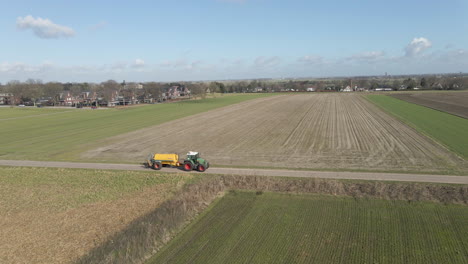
[[342, 86, 353, 92], [306, 87, 316, 92], [254, 87, 263, 93]]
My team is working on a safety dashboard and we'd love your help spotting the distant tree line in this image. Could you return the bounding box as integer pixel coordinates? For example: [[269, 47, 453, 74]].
[[1, 74, 467, 106]]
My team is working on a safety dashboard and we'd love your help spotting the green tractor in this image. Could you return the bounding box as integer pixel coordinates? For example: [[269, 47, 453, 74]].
[[183, 151, 209, 172]]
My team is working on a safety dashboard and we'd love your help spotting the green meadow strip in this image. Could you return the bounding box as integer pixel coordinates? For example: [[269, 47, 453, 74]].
[[366, 94, 468, 159]]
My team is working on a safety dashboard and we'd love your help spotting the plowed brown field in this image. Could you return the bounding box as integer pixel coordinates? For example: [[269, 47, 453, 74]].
[[391, 91, 468, 119], [83, 94, 468, 174]]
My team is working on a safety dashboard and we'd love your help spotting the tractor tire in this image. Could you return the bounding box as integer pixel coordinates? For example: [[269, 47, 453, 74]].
[[197, 164, 206, 172], [183, 162, 193, 171], [152, 162, 162, 170]]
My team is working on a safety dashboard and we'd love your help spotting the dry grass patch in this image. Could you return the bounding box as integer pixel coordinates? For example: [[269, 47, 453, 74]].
[[0, 167, 193, 264]]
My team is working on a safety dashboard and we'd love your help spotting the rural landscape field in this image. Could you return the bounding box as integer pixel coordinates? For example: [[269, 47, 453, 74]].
[[0, 94, 271, 160], [83, 93, 468, 174], [150, 191, 468, 264], [2, 1, 468, 263], [1, 92, 468, 264]]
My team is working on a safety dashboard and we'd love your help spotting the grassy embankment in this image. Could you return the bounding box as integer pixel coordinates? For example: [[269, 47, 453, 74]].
[[0, 166, 196, 264], [150, 191, 468, 264], [367, 94, 468, 160], [0, 94, 272, 161]]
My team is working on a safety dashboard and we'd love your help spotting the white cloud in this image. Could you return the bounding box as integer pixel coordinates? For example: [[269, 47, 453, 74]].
[[298, 55, 324, 65], [347, 51, 385, 62], [433, 48, 468, 64], [0, 61, 53, 73], [133, 59, 145, 68], [405, 37, 432, 57], [254, 56, 281, 68], [16, 15, 75, 39]]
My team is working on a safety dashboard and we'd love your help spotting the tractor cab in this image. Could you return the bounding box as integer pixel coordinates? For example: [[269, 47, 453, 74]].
[[186, 151, 200, 161], [183, 151, 209, 172]]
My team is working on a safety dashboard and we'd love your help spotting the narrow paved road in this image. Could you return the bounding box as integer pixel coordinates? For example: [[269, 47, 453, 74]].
[[0, 160, 467, 184]]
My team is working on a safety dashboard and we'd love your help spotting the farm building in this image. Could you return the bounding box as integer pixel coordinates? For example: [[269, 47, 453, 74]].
[[306, 87, 316, 92]]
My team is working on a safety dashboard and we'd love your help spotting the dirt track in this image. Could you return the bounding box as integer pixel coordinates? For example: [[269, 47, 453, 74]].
[[82, 94, 468, 174], [1, 160, 467, 184]]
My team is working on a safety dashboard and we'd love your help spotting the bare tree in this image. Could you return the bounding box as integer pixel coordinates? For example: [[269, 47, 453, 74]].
[[188, 83, 207, 99], [145, 82, 164, 102], [208, 82, 219, 97], [392, 79, 402, 90], [440, 77, 461, 90], [43, 82, 63, 105], [100, 80, 120, 106], [24, 79, 44, 105], [7, 80, 26, 105]]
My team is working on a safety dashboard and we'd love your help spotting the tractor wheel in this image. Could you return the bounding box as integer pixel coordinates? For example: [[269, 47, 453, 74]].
[[183, 162, 193, 171], [152, 162, 162, 170], [197, 164, 206, 172]]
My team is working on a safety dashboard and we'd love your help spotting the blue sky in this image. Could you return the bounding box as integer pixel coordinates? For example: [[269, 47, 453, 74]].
[[1, 0, 468, 82]]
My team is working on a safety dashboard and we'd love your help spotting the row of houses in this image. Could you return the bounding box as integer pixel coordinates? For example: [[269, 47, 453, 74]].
[[60, 85, 190, 106], [0, 85, 190, 106]]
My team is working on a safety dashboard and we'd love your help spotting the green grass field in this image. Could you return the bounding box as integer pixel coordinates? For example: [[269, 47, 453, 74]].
[[367, 95, 468, 159], [0, 94, 271, 161], [149, 191, 468, 264], [0, 107, 75, 119]]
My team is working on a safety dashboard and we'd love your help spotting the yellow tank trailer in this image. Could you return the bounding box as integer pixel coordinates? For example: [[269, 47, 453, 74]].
[[145, 153, 180, 170], [144, 151, 210, 172]]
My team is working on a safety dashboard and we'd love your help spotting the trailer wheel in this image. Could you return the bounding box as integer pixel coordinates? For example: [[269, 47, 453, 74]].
[[197, 164, 206, 172], [183, 162, 193, 171], [152, 162, 162, 170]]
